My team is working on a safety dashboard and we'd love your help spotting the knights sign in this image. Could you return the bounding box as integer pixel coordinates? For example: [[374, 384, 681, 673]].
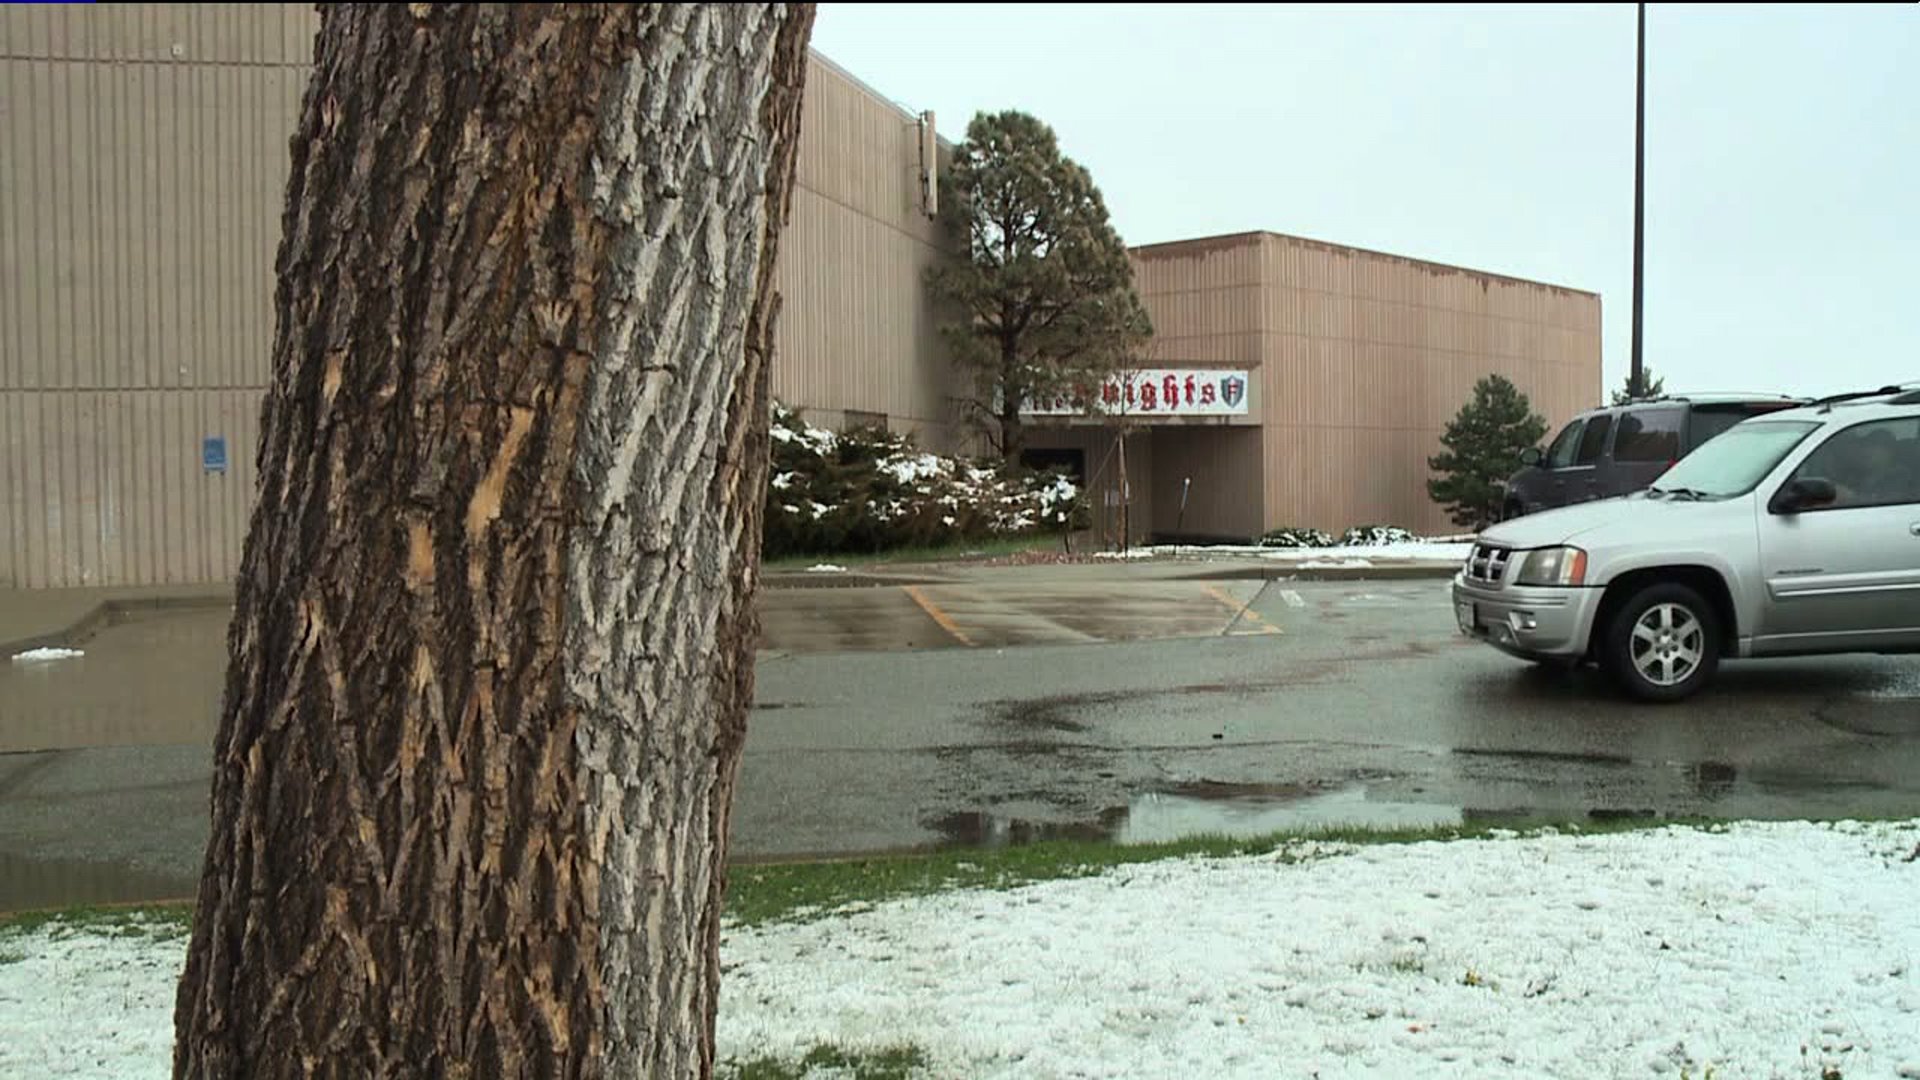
[[1022, 369, 1253, 418]]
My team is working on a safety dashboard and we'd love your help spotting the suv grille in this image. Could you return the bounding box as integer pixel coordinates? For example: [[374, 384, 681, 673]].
[[1466, 544, 1512, 586]]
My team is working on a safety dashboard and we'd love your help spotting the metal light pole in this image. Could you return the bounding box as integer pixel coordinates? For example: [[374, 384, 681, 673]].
[[1630, 2, 1646, 400]]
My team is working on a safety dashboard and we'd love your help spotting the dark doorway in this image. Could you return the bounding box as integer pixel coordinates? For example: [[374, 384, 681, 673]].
[[1020, 447, 1086, 483]]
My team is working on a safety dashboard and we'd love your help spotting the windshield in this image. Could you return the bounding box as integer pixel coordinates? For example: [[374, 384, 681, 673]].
[[1651, 420, 1822, 498]]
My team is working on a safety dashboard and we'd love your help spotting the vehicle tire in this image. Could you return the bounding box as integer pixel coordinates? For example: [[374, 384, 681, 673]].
[[1600, 583, 1721, 703]]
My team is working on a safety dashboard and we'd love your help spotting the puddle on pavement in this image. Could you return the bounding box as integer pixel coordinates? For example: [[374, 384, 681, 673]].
[[1118, 786, 1463, 844], [0, 850, 197, 914], [0, 607, 227, 753], [930, 784, 1464, 850]]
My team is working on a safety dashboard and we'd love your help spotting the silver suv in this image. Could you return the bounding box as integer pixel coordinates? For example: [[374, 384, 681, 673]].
[[1453, 384, 1920, 701]]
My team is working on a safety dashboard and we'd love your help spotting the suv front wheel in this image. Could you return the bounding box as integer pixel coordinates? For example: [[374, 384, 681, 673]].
[[1600, 583, 1721, 702]]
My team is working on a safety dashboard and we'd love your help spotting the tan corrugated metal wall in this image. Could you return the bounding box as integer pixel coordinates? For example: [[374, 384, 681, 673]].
[[2, 4, 962, 588], [1132, 232, 1601, 539], [771, 55, 963, 454], [1147, 428, 1264, 541], [1, 4, 309, 588]]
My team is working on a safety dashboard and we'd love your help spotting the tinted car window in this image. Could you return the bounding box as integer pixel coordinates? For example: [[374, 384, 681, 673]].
[[1686, 403, 1802, 452], [1788, 417, 1920, 509], [1614, 408, 1683, 463], [1545, 419, 1586, 469], [1576, 413, 1613, 466]]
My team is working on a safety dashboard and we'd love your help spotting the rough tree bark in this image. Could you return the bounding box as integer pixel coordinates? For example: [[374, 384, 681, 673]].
[[172, 5, 814, 1078]]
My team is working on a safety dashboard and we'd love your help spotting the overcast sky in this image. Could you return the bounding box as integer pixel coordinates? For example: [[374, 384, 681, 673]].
[[811, 3, 1918, 401]]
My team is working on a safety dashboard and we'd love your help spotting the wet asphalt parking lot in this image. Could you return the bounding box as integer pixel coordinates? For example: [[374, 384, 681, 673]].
[[2, 560, 1917, 911]]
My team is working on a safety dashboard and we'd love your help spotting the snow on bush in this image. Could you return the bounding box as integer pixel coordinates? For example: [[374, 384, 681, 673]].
[[1258, 527, 1335, 549], [1340, 524, 1418, 547], [764, 403, 1088, 558], [1261, 525, 1423, 550]]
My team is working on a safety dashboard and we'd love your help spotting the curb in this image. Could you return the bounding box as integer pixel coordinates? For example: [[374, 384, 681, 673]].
[[761, 573, 946, 591], [1, 591, 233, 658]]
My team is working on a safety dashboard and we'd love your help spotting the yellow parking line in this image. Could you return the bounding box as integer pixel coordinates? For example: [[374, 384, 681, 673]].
[[904, 586, 977, 648], [1201, 584, 1284, 636]]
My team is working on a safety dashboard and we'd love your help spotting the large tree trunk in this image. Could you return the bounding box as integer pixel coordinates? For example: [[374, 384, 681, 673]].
[[172, 5, 813, 1078]]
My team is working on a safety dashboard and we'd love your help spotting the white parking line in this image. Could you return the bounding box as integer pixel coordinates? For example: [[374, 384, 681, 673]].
[[1280, 589, 1306, 609]]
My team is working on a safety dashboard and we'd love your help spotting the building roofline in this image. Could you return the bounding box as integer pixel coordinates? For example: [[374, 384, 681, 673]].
[[1131, 229, 1599, 298], [808, 48, 956, 151]]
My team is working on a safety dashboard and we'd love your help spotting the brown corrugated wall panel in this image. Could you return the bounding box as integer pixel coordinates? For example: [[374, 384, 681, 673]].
[[5, 22, 974, 587], [0, 3, 314, 587], [1130, 232, 1600, 539], [771, 56, 963, 454], [1148, 428, 1263, 541]]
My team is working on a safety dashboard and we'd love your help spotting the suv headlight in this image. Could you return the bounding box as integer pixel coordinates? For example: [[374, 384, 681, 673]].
[[1515, 546, 1588, 587]]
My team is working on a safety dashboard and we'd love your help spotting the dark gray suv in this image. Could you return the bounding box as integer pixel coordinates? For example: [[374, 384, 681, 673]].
[[1502, 395, 1808, 519]]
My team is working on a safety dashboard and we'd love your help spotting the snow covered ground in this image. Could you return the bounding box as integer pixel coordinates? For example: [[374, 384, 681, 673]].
[[5, 821, 1918, 1079], [10, 647, 85, 663], [1259, 539, 1473, 565], [1120, 539, 1475, 566]]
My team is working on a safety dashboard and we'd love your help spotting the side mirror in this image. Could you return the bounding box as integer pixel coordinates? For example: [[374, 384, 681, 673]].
[[1771, 477, 1836, 515], [1519, 447, 1544, 468]]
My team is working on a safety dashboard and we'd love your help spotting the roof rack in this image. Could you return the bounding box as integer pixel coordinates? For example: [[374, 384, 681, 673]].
[[1812, 384, 1912, 413], [1621, 391, 1808, 406]]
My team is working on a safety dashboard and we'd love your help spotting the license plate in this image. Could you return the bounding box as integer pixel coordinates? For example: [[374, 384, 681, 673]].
[[1455, 601, 1477, 633]]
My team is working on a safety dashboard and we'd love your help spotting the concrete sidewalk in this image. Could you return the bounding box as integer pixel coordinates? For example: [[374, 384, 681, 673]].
[[0, 585, 234, 656]]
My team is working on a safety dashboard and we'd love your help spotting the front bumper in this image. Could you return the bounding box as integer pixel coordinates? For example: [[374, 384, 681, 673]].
[[1451, 574, 1604, 660]]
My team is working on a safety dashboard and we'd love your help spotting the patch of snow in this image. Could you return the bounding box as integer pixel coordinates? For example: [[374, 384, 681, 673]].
[[770, 471, 795, 491], [1093, 549, 1157, 560], [0, 921, 185, 1079], [1262, 541, 1471, 564], [877, 454, 948, 485], [805, 564, 847, 574], [1135, 540, 1472, 565], [9, 821, 1919, 1080], [11, 647, 84, 663], [1297, 557, 1374, 570], [770, 418, 837, 455], [807, 501, 831, 521]]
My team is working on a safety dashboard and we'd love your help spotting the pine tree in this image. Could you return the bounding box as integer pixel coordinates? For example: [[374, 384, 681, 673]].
[[1610, 365, 1666, 405], [1428, 375, 1549, 529], [927, 110, 1152, 462]]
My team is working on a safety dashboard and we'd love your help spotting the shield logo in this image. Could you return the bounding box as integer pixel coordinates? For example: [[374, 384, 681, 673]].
[[1220, 375, 1246, 408]]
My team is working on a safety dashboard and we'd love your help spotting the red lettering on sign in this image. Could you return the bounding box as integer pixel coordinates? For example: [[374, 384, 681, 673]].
[[1200, 384, 1217, 405]]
